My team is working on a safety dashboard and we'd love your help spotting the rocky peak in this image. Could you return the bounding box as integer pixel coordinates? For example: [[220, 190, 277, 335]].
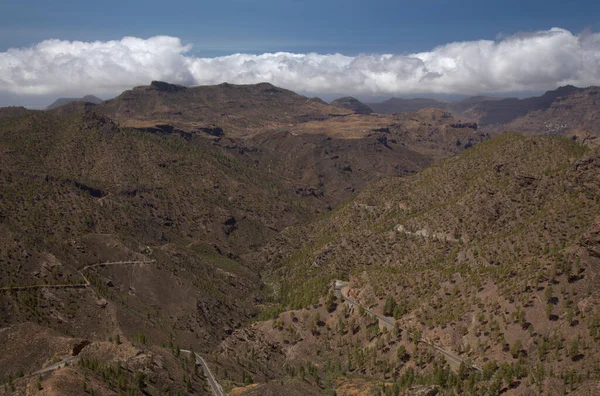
[[149, 80, 187, 93], [331, 96, 373, 114]]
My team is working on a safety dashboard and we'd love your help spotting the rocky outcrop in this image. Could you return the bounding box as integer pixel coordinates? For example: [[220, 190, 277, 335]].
[[149, 80, 187, 92], [450, 122, 478, 130], [197, 124, 224, 137], [582, 217, 600, 258], [223, 216, 237, 236]]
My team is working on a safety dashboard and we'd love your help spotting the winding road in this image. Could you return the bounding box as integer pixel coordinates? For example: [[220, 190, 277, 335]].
[[14, 354, 80, 384], [181, 349, 224, 396], [31, 356, 79, 376], [0, 260, 155, 291], [335, 281, 482, 373]]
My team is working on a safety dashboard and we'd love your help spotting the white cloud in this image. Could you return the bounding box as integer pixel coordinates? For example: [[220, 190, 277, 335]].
[[1, 27, 600, 98]]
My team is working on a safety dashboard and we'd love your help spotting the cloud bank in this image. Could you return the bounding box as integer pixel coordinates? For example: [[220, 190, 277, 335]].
[[2, 28, 600, 98]]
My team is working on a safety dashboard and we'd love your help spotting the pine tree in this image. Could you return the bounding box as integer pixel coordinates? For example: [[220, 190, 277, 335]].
[[383, 295, 397, 317]]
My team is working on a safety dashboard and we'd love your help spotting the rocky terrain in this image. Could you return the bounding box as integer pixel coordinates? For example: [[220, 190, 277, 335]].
[[95, 81, 348, 138], [368, 86, 600, 145], [1, 82, 599, 395], [220, 133, 600, 395]]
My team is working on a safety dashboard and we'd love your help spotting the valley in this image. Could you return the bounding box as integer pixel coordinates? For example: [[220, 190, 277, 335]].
[[0, 82, 599, 395]]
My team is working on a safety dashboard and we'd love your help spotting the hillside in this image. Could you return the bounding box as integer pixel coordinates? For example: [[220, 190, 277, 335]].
[[0, 108, 332, 392], [210, 133, 600, 395], [367, 96, 499, 116], [0, 109, 308, 392], [249, 109, 488, 203], [0, 83, 487, 393], [0, 106, 32, 119]]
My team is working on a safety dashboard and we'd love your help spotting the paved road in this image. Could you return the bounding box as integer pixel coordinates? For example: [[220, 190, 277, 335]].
[[16, 355, 79, 382], [0, 283, 87, 291], [0, 260, 155, 291], [78, 260, 155, 286], [335, 281, 482, 373], [80, 260, 156, 272], [32, 356, 78, 376], [181, 349, 224, 396]]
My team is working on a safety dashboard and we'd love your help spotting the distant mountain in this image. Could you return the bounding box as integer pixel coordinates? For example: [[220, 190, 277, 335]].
[[367, 96, 499, 115], [464, 85, 583, 126], [96, 81, 348, 137], [46, 95, 103, 110], [367, 86, 600, 144], [330, 96, 373, 114], [463, 86, 600, 145], [368, 97, 447, 114], [447, 95, 501, 114]]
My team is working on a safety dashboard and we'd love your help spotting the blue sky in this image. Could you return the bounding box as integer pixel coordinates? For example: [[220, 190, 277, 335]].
[[1, 0, 600, 106], [2, 0, 598, 55]]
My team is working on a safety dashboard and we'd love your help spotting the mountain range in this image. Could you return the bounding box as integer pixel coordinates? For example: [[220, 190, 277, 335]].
[[366, 85, 600, 144], [1, 82, 599, 395]]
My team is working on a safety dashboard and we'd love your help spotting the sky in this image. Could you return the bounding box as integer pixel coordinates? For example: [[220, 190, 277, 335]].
[[1, 0, 600, 107]]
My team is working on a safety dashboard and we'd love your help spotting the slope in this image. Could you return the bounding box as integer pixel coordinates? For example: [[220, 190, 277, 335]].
[[212, 133, 600, 395], [0, 108, 324, 355]]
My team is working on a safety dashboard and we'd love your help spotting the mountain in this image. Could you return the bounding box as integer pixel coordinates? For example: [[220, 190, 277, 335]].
[[331, 96, 374, 114], [93, 81, 486, 207], [46, 95, 103, 110], [213, 133, 600, 395], [0, 82, 487, 394], [462, 85, 584, 126], [367, 96, 500, 115], [447, 95, 502, 114], [474, 86, 600, 144], [2, 81, 598, 395], [368, 97, 448, 114], [96, 81, 348, 137], [369, 86, 600, 144]]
